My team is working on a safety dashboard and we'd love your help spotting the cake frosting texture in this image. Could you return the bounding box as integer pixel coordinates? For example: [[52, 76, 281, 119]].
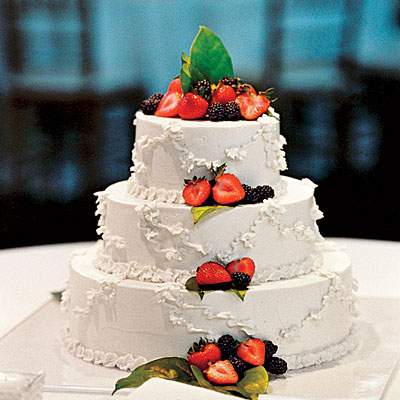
[[62, 110, 358, 372]]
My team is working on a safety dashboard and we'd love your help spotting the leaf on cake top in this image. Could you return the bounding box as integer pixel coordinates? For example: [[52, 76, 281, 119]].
[[180, 26, 234, 94]]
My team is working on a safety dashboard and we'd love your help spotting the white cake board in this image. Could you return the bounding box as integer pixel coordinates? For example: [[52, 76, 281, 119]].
[[0, 296, 398, 400]]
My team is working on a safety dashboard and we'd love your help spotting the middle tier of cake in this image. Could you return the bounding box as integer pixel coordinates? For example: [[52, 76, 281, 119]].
[[95, 176, 324, 283]]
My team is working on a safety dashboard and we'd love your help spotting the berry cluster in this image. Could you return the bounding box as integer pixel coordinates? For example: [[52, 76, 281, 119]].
[[195, 257, 255, 291], [187, 334, 287, 385], [140, 76, 275, 121], [183, 164, 275, 207]]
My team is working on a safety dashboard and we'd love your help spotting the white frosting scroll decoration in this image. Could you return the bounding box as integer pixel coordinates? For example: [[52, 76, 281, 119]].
[[279, 268, 357, 341], [155, 283, 258, 336], [61, 327, 147, 371], [136, 202, 212, 261], [257, 112, 287, 172]]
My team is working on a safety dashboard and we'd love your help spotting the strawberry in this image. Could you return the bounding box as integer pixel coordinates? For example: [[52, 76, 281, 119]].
[[155, 92, 182, 117], [155, 77, 183, 117], [179, 93, 209, 120], [237, 338, 265, 366], [206, 360, 239, 385], [183, 177, 211, 206], [188, 343, 222, 371], [226, 258, 255, 279], [211, 85, 237, 106], [196, 262, 232, 286], [235, 93, 270, 120], [167, 77, 183, 94], [212, 165, 245, 205]]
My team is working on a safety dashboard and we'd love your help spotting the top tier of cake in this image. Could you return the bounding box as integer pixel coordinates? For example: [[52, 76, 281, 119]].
[[128, 110, 287, 203]]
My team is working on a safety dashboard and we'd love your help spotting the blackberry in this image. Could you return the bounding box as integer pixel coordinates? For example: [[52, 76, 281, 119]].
[[221, 76, 239, 87], [217, 334, 237, 357], [207, 102, 226, 121], [264, 340, 278, 358], [227, 354, 247, 376], [225, 101, 241, 120], [140, 93, 163, 114], [265, 357, 287, 375], [254, 185, 275, 201], [193, 79, 211, 100], [231, 272, 251, 290], [242, 184, 259, 204]]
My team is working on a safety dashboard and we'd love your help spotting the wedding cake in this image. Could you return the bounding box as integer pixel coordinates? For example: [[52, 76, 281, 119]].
[[61, 27, 358, 386]]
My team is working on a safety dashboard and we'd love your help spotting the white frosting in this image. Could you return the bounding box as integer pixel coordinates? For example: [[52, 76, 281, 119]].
[[132, 111, 286, 192], [95, 176, 322, 281], [64, 244, 357, 368]]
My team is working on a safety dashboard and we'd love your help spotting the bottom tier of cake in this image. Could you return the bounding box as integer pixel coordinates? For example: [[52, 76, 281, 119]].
[[61, 243, 358, 371]]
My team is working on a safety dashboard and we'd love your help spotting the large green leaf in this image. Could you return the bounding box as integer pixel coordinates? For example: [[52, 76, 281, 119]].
[[112, 357, 193, 394], [237, 366, 269, 398], [190, 26, 234, 85]]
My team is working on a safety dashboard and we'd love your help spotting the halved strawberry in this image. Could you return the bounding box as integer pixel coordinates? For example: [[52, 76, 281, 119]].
[[196, 262, 232, 287], [188, 343, 222, 372], [237, 338, 265, 366], [155, 92, 182, 117], [211, 85, 237, 106], [205, 360, 239, 385], [212, 171, 245, 205], [235, 93, 270, 120], [154, 77, 183, 117], [183, 177, 211, 206], [226, 258, 255, 279], [179, 93, 209, 120]]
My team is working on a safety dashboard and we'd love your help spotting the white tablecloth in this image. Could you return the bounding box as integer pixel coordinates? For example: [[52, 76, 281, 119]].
[[0, 238, 399, 399]]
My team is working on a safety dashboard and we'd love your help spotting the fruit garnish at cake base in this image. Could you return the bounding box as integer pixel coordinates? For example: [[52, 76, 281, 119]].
[[185, 257, 255, 300], [182, 176, 211, 206], [138, 26, 278, 121], [113, 334, 286, 399], [188, 338, 222, 371]]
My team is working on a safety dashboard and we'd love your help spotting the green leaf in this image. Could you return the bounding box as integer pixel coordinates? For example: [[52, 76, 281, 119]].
[[228, 289, 247, 301], [185, 276, 205, 300], [51, 290, 63, 302], [112, 357, 193, 394], [237, 366, 269, 398], [180, 63, 192, 94], [181, 51, 190, 65], [189, 26, 234, 85], [191, 205, 230, 224]]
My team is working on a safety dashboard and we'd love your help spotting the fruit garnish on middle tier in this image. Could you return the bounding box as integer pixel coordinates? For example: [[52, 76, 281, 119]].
[[139, 26, 278, 121], [182, 163, 275, 223]]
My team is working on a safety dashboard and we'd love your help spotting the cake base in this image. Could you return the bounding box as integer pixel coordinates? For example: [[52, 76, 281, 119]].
[[62, 243, 357, 371]]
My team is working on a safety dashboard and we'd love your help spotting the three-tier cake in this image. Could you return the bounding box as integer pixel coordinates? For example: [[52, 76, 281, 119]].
[[61, 27, 358, 375]]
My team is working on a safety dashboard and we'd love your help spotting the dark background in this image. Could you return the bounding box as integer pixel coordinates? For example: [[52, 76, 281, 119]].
[[1, 1, 399, 249]]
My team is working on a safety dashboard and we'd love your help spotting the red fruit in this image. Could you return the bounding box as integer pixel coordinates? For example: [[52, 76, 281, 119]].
[[226, 258, 255, 279], [178, 93, 209, 120], [183, 178, 211, 206], [206, 360, 239, 385], [235, 93, 270, 120], [212, 173, 245, 205], [196, 262, 232, 286], [188, 344, 222, 371], [155, 91, 182, 117], [167, 77, 183, 94], [211, 85, 237, 106], [237, 338, 265, 366]]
